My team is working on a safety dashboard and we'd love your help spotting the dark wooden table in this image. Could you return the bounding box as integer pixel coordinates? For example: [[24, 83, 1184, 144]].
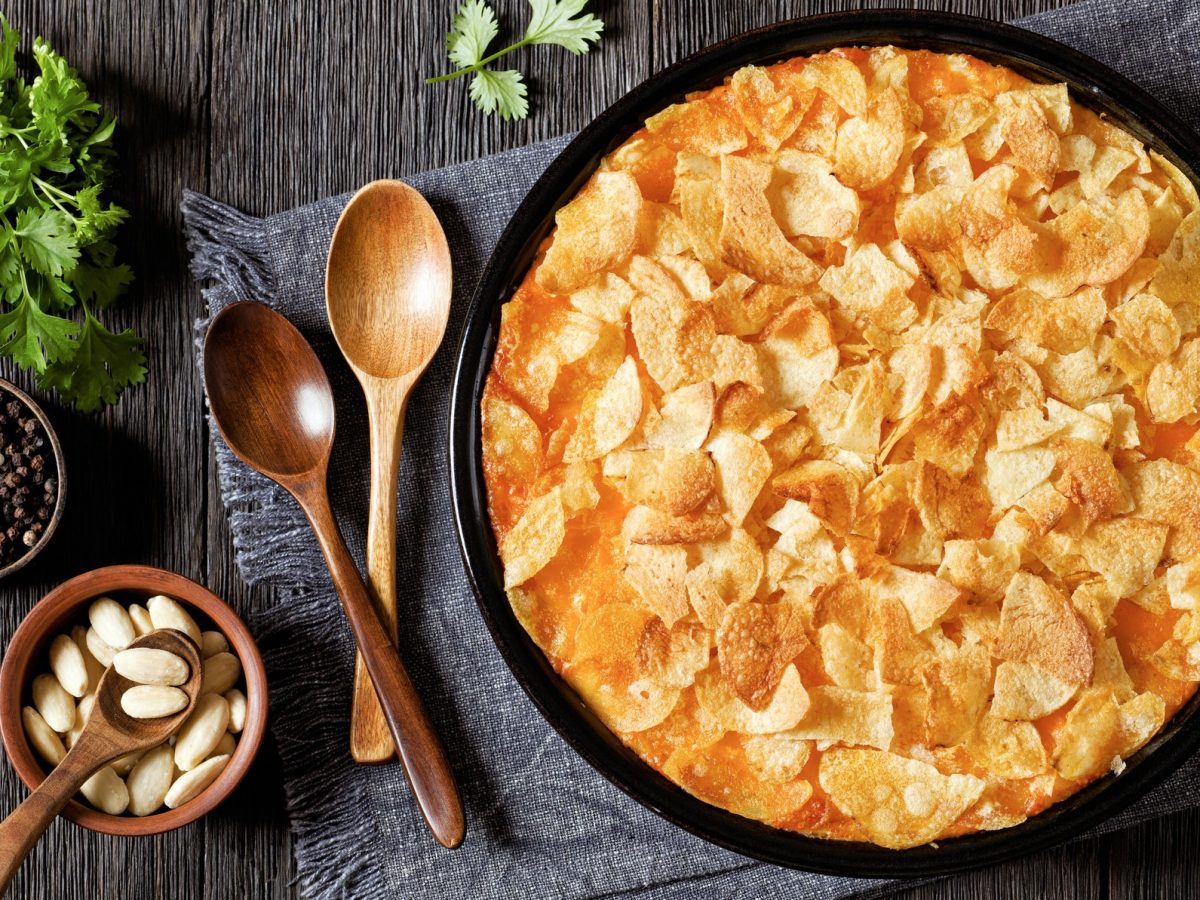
[[0, 0, 1195, 896]]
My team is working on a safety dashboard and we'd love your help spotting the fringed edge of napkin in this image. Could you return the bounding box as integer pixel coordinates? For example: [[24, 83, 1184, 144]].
[[182, 190, 391, 900]]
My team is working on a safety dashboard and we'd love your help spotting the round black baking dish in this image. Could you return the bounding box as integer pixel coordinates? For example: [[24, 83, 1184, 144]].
[[448, 10, 1200, 878]]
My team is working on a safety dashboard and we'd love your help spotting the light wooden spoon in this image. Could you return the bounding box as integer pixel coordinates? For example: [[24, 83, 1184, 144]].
[[0, 629, 202, 892], [325, 180, 453, 764]]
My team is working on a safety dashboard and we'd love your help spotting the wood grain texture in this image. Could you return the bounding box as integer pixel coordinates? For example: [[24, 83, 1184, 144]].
[[0, 0, 1196, 896]]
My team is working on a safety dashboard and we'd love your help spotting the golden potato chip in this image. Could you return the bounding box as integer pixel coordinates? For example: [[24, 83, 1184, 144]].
[[895, 184, 963, 251], [1093, 636, 1136, 701], [645, 98, 748, 155], [635, 202, 692, 258], [742, 734, 813, 782], [482, 391, 543, 489], [869, 594, 934, 685], [984, 445, 1055, 509], [1079, 517, 1168, 598], [537, 172, 642, 294], [768, 150, 860, 239], [785, 686, 894, 750], [677, 173, 727, 277], [695, 662, 810, 734], [937, 539, 1020, 602], [1127, 574, 1171, 615], [960, 165, 1038, 291], [912, 460, 990, 540], [911, 393, 989, 479], [1025, 189, 1150, 298], [968, 715, 1048, 780], [716, 382, 795, 440], [819, 749, 985, 850], [985, 287, 1106, 354], [624, 448, 715, 516], [1127, 459, 1200, 560], [719, 155, 822, 286], [558, 460, 600, 517], [1111, 292, 1181, 373], [1053, 437, 1131, 527], [1149, 210, 1200, 306], [797, 54, 867, 116], [998, 91, 1059, 188], [645, 381, 716, 450], [997, 571, 1093, 685], [1147, 337, 1200, 423], [817, 624, 877, 692], [1044, 397, 1110, 445], [500, 487, 566, 588], [1051, 687, 1124, 781], [983, 350, 1045, 414], [1016, 482, 1070, 535], [709, 274, 785, 336], [563, 356, 643, 462], [607, 137, 678, 202], [658, 253, 712, 300], [569, 272, 636, 325], [757, 300, 840, 409], [819, 243, 917, 333], [717, 601, 810, 709], [873, 564, 963, 634], [710, 334, 764, 392], [834, 87, 906, 191], [924, 641, 992, 746], [686, 565, 728, 631], [991, 660, 1077, 720], [767, 500, 840, 583], [707, 431, 772, 525], [1167, 558, 1200, 611], [924, 92, 991, 147], [771, 459, 860, 535], [995, 407, 1061, 450], [622, 543, 691, 626], [696, 528, 765, 604], [624, 504, 728, 545], [730, 65, 811, 151], [629, 293, 711, 394], [664, 738, 814, 822]]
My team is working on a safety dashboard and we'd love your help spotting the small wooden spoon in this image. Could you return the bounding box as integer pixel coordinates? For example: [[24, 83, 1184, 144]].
[[325, 180, 452, 764], [202, 301, 464, 849], [0, 629, 202, 892]]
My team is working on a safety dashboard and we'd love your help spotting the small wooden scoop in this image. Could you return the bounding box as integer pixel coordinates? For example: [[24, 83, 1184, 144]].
[[0, 630, 202, 892]]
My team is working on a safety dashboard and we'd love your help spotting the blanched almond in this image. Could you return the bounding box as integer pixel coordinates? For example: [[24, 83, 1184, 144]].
[[174, 693, 230, 771], [111, 749, 144, 776], [200, 652, 241, 696], [146, 595, 201, 645], [79, 766, 129, 815], [121, 685, 189, 719], [66, 694, 96, 748], [126, 744, 175, 816], [200, 631, 228, 658], [88, 597, 135, 650], [212, 732, 236, 758], [85, 627, 118, 667], [22, 706, 65, 765], [164, 754, 229, 808], [49, 633, 88, 698], [128, 603, 154, 637], [113, 648, 189, 686], [32, 673, 75, 733], [224, 689, 246, 733], [72, 625, 105, 686]]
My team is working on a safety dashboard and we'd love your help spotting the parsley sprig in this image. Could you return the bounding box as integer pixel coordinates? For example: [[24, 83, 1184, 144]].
[[427, 0, 604, 121], [0, 16, 143, 411]]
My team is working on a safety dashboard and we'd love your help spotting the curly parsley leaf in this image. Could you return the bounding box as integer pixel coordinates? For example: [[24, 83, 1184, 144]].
[[428, 0, 603, 120], [0, 16, 141, 410]]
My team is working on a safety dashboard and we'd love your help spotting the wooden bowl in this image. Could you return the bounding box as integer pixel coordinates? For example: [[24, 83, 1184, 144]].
[[0, 378, 66, 580], [0, 565, 268, 835]]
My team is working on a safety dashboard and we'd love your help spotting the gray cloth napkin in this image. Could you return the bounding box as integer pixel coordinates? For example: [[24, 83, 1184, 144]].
[[182, 1, 1200, 897]]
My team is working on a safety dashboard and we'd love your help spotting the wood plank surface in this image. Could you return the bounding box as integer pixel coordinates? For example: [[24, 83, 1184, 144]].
[[0, 0, 1195, 897]]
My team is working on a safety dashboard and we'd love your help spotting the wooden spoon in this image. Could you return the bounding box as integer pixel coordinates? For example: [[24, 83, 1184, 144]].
[[325, 180, 452, 764], [202, 301, 464, 849], [0, 629, 203, 892]]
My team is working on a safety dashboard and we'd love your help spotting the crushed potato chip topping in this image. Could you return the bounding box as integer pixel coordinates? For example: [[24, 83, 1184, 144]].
[[482, 46, 1200, 849]]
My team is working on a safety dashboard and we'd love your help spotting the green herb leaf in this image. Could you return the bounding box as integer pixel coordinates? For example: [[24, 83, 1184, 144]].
[[0, 16, 139, 410], [446, 0, 499, 69], [524, 0, 604, 54], [429, 0, 603, 120]]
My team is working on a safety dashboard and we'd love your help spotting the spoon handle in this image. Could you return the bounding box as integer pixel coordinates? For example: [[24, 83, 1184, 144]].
[[350, 389, 410, 764], [0, 740, 108, 893], [299, 485, 465, 849]]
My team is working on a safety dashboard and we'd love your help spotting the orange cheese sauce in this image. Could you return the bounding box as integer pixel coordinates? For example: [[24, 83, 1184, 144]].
[[482, 46, 1200, 847]]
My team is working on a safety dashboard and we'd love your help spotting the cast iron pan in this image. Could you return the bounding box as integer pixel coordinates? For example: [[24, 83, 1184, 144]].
[[449, 10, 1200, 877]]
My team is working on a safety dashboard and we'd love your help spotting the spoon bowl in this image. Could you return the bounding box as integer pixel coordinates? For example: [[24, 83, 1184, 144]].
[[326, 181, 453, 380], [203, 301, 335, 479]]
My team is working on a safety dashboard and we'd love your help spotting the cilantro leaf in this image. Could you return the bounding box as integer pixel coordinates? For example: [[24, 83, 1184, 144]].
[[446, 0, 499, 69], [469, 69, 528, 121], [0, 16, 140, 410], [428, 0, 603, 120], [524, 0, 604, 54], [41, 310, 145, 412]]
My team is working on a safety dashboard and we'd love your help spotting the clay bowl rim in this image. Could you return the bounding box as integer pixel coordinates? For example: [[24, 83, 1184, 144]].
[[0, 378, 66, 580], [0, 564, 268, 836]]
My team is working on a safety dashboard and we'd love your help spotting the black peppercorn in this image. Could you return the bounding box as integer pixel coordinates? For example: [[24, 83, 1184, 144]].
[[0, 393, 58, 568]]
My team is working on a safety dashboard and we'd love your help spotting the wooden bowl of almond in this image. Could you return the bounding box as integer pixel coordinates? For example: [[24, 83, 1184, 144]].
[[0, 565, 267, 835]]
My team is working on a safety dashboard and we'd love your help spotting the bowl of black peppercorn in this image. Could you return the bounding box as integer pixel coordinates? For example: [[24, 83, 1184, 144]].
[[0, 379, 64, 578]]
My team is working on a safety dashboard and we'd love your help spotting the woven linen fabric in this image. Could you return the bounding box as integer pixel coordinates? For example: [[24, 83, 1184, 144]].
[[182, 1, 1200, 896]]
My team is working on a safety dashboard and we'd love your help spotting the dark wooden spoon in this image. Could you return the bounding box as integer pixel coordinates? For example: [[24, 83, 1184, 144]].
[[202, 300, 464, 849], [0, 629, 202, 892]]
